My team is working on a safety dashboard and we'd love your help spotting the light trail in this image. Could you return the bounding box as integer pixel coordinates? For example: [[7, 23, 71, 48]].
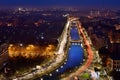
[[57, 21, 70, 54], [11, 19, 71, 80]]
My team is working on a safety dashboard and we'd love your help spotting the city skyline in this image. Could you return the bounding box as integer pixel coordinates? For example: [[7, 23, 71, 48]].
[[0, 1, 120, 79], [0, 0, 120, 10]]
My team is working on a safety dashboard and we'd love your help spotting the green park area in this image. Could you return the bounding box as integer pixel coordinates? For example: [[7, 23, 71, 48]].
[[79, 72, 90, 79]]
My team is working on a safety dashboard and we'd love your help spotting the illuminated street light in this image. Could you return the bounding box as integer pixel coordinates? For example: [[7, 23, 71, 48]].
[[49, 73, 52, 76], [64, 62, 66, 64], [9, 44, 13, 47], [56, 69, 59, 72], [20, 43, 23, 47], [61, 66, 63, 68], [41, 36, 44, 39]]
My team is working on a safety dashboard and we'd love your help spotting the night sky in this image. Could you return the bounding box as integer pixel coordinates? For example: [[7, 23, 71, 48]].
[[0, 0, 120, 9]]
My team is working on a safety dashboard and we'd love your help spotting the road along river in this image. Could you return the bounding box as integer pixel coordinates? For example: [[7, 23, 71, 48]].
[[37, 22, 84, 80]]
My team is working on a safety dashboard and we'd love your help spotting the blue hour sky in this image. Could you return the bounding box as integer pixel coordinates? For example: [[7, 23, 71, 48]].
[[0, 0, 120, 9]]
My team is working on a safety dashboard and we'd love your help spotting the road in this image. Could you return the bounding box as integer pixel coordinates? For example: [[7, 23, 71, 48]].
[[11, 19, 71, 80]]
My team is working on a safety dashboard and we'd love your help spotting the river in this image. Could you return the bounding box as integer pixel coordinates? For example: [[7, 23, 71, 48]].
[[35, 25, 84, 80]]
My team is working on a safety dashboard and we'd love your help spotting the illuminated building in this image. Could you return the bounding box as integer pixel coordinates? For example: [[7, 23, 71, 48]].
[[8, 44, 56, 59]]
